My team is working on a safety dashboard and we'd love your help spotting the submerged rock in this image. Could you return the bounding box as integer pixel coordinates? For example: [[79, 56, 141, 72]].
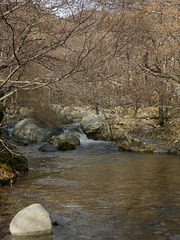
[[9, 203, 52, 236]]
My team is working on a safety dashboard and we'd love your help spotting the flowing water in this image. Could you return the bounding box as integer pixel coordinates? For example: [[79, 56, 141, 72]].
[[0, 123, 180, 240]]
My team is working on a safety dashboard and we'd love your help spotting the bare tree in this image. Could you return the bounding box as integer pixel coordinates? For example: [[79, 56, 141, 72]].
[[0, 0, 108, 102]]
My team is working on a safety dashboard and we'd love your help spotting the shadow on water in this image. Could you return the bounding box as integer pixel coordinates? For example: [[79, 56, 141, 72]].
[[1, 137, 180, 240]]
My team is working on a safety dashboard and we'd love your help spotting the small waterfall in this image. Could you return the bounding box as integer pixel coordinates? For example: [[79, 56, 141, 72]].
[[7, 124, 15, 137], [62, 119, 88, 143]]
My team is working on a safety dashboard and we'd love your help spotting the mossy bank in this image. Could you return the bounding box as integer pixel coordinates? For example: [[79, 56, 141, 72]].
[[0, 147, 28, 186]]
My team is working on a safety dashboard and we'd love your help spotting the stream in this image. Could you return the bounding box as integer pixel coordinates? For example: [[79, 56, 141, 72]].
[[0, 122, 180, 240]]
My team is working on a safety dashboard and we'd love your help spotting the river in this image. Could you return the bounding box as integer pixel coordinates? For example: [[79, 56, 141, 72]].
[[0, 138, 180, 240]]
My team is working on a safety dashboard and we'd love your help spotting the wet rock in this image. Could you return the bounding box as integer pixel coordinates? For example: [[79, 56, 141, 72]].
[[39, 135, 76, 152], [12, 118, 53, 143], [57, 132, 80, 146], [9, 203, 52, 236], [51, 135, 76, 151], [38, 143, 58, 152]]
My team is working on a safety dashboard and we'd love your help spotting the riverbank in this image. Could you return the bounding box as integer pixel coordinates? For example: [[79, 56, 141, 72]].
[[0, 146, 28, 186], [112, 116, 180, 155], [79, 107, 180, 155]]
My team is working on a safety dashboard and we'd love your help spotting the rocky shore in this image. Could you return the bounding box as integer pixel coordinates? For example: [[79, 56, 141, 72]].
[[80, 107, 180, 155]]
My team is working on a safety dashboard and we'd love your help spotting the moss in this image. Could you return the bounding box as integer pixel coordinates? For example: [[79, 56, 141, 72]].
[[0, 148, 28, 186], [0, 151, 26, 170], [56, 139, 75, 151], [51, 136, 76, 151], [0, 163, 13, 173]]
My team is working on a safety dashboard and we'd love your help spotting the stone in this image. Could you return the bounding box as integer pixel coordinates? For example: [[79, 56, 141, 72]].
[[57, 132, 80, 146], [51, 135, 76, 151], [12, 118, 53, 143], [38, 143, 58, 152], [38, 135, 76, 152], [59, 107, 73, 124], [80, 115, 105, 139], [19, 107, 33, 117], [9, 203, 52, 236]]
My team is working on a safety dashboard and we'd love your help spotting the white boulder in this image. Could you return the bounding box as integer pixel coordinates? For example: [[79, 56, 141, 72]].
[[9, 203, 52, 235]]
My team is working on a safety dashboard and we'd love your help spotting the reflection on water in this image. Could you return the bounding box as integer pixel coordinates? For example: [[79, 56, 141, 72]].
[[0, 141, 180, 240]]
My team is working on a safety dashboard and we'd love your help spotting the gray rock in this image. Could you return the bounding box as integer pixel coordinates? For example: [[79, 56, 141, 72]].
[[12, 118, 53, 143], [38, 143, 58, 152], [80, 115, 105, 138], [51, 135, 76, 151], [9, 203, 52, 236], [57, 132, 80, 146], [59, 107, 73, 124]]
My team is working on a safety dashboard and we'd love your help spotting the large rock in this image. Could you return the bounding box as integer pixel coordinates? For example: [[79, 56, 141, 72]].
[[12, 118, 53, 143], [9, 203, 52, 236], [80, 115, 105, 139], [51, 135, 76, 151], [58, 132, 80, 146], [39, 135, 76, 152], [38, 143, 58, 152]]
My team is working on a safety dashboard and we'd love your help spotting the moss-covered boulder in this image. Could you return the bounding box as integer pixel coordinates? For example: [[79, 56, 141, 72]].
[[0, 148, 28, 186], [51, 135, 75, 151], [39, 135, 76, 152], [57, 132, 80, 146]]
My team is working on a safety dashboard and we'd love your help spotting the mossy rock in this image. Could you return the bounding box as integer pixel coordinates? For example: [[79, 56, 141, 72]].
[[51, 136, 76, 151]]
